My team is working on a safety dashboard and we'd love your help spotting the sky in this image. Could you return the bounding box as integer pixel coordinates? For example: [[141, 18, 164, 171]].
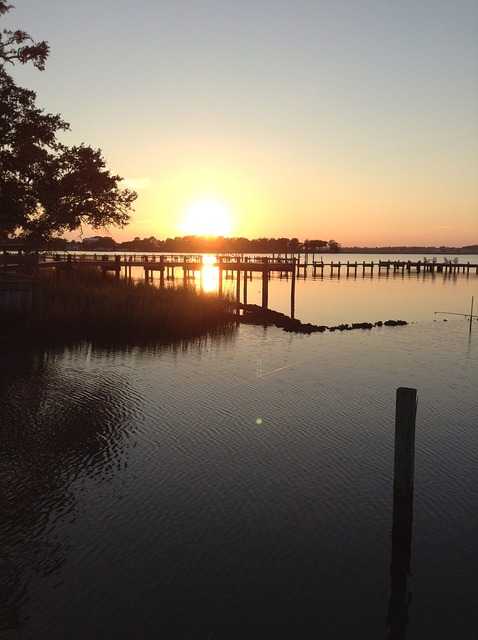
[[4, 0, 478, 246]]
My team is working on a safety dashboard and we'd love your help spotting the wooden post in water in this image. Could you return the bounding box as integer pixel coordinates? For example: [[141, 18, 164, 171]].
[[243, 267, 248, 305], [159, 255, 165, 289], [393, 387, 417, 506], [291, 257, 296, 318], [262, 258, 269, 309], [183, 262, 187, 287], [218, 257, 223, 299], [236, 262, 241, 308]]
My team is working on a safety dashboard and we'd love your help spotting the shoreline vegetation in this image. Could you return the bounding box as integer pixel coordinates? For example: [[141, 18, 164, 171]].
[[3, 269, 236, 346], [1, 270, 408, 346]]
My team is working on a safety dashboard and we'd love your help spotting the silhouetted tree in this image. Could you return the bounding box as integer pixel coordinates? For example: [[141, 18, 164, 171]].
[[0, 0, 49, 68], [328, 239, 341, 252], [308, 239, 328, 252], [0, 3, 136, 245], [82, 236, 117, 250]]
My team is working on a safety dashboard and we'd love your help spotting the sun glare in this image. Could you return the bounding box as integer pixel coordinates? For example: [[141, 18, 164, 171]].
[[180, 200, 233, 237]]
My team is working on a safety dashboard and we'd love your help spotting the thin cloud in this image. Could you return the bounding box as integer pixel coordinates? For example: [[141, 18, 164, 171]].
[[121, 178, 153, 190]]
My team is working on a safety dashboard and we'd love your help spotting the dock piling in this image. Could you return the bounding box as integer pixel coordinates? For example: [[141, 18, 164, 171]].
[[236, 259, 241, 308], [393, 387, 417, 506], [262, 258, 269, 309], [290, 257, 296, 318]]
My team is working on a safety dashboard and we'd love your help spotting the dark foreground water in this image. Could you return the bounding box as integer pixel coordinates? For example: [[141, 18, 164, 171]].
[[1, 267, 477, 639]]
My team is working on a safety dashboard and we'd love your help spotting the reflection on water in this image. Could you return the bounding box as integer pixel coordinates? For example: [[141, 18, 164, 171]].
[[0, 345, 142, 631], [0, 276, 477, 638], [200, 254, 220, 293], [387, 496, 414, 640]]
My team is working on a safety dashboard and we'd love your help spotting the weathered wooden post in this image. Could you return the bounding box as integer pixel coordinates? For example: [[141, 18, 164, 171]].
[[243, 265, 248, 305], [393, 387, 417, 507]]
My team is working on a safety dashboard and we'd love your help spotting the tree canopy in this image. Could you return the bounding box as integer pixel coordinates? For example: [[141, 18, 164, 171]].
[[0, 0, 49, 69], [0, 1, 136, 245]]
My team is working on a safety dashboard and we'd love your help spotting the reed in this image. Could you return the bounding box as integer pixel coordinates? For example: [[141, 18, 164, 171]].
[[34, 269, 235, 344]]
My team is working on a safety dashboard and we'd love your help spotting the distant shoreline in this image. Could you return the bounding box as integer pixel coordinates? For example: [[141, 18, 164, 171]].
[[340, 246, 477, 255], [61, 246, 477, 255]]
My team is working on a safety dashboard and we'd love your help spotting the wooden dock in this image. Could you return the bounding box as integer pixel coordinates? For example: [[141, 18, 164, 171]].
[[301, 258, 478, 278], [32, 253, 297, 314], [31, 252, 478, 279]]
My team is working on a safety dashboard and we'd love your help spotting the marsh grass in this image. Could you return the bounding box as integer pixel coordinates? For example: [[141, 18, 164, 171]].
[[35, 268, 235, 344]]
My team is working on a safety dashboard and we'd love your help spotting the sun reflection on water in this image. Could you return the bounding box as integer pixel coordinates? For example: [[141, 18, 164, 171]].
[[201, 254, 219, 293]]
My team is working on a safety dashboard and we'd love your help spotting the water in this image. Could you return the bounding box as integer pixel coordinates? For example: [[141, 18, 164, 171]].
[[1, 255, 477, 639]]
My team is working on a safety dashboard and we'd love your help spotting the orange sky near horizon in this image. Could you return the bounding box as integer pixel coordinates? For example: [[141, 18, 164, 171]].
[[118, 142, 477, 246]]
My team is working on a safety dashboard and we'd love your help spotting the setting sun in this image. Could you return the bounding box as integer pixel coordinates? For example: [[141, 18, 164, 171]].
[[180, 200, 233, 237]]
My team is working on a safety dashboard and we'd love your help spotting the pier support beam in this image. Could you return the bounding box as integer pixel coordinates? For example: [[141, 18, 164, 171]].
[[236, 265, 241, 308], [159, 255, 165, 289], [262, 258, 269, 309], [291, 258, 296, 318], [217, 258, 223, 299]]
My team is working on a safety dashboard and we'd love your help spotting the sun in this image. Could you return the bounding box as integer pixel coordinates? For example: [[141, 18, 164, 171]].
[[180, 199, 233, 237]]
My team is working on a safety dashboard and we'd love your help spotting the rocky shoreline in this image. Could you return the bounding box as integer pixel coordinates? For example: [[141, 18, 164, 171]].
[[239, 304, 408, 334]]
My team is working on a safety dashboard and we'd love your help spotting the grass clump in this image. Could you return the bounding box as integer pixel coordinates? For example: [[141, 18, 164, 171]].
[[34, 269, 235, 344]]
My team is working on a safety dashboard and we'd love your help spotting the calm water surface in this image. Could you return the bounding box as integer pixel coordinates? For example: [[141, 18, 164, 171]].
[[1, 255, 477, 639]]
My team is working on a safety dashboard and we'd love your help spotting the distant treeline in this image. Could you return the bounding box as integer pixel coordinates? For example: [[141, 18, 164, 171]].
[[40, 235, 477, 255], [56, 236, 341, 253]]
